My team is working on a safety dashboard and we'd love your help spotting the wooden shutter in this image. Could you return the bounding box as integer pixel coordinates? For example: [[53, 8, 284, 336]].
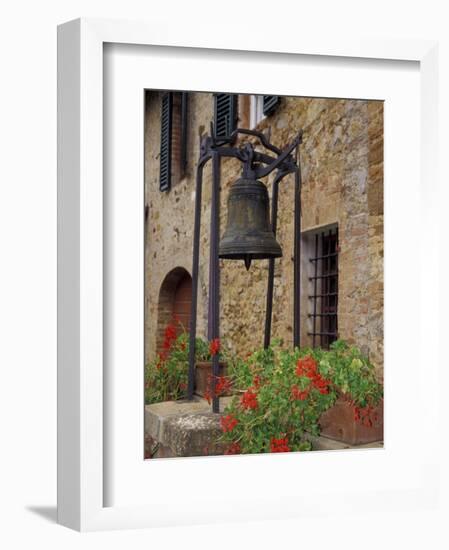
[[214, 93, 237, 140], [180, 92, 188, 174], [263, 95, 280, 116], [159, 92, 173, 192]]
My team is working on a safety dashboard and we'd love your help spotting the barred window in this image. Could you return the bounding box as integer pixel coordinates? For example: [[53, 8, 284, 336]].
[[308, 227, 339, 349]]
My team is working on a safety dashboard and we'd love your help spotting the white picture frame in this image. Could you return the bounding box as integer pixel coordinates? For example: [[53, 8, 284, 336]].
[[57, 17, 442, 531]]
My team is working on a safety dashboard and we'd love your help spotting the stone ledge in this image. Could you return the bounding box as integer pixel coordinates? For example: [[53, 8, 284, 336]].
[[311, 435, 383, 451], [163, 413, 226, 457], [145, 397, 233, 458]]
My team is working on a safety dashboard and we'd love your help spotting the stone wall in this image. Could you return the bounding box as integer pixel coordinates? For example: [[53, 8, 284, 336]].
[[144, 92, 383, 376]]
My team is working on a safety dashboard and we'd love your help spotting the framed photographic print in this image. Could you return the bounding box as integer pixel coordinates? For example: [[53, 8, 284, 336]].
[[58, 17, 442, 531], [142, 88, 384, 460]]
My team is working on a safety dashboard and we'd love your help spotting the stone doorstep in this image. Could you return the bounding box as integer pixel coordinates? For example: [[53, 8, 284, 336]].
[[145, 396, 234, 457], [145, 398, 383, 458], [310, 435, 383, 452], [162, 413, 226, 457]]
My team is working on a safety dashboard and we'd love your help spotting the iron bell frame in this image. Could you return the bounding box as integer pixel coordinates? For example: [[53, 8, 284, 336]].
[[187, 124, 304, 412]]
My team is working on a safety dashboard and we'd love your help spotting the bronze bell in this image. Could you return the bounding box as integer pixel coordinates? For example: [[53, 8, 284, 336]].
[[219, 177, 282, 270]]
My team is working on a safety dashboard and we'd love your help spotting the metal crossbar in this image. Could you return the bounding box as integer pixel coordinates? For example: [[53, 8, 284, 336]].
[[308, 272, 338, 280], [309, 252, 338, 262]]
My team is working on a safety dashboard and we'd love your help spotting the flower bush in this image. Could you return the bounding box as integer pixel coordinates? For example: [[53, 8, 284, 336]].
[[145, 322, 383, 454], [219, 339, 383, 454], [144, 320, 210, 404]]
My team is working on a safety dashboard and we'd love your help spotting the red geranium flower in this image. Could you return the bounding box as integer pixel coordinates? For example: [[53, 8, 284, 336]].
[[209, 338, 220, 356], [241, 388, 258, 410], [204, 388, 212, 405], [215, 376, 231, 396], [156, 352, 167, 368], [354, 405, 375, 427], [295, 356, 318, 377], [164, 324, 177, 341], [221, 414, 238, 433], [270, 437, 291, 453], [162, 323, 177, 352], [291, 385, 309, 401], [296, 356, 330, 394], [224, 442, 241, 455], [313, 375, 330, 394]]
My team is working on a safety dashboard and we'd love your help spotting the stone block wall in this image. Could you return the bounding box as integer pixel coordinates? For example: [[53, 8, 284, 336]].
[[144, 92, 383, 376]]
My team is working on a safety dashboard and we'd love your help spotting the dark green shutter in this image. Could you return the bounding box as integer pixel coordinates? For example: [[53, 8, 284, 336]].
[[180, 92, 188, 174], [263, 95, 280, 116], [214, 93, 237, 141], [159, 92, 173, 192]]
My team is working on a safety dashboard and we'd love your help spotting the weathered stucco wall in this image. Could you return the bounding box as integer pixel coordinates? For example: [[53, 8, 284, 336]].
[[144, 92, 383, 375]]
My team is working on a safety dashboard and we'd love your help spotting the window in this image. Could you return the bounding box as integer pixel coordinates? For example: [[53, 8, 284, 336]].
[[250, 95, 281, 128], [214, 93, 238, 141], [250, 95, 264, 128], [159, 91, 188, 192], [308, 227, 339, 349], [262, 95, 281, 116]]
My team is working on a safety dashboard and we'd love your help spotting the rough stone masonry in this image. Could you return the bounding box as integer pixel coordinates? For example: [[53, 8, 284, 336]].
[[144, 92, 383, 378]]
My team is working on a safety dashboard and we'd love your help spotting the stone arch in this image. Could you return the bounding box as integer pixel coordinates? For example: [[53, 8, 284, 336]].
[[157, 267, 192, 352]]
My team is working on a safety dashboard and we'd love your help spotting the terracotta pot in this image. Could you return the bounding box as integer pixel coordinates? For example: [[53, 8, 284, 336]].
[[319, 397, 383, 445], [195, 361, 228, 397]]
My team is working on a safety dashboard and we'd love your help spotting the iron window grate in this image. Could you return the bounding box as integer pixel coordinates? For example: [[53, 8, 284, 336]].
[[308, 227, 339, 349]]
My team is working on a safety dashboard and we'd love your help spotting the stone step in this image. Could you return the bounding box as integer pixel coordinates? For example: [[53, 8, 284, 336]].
[[310, 435, 383, 451], [145, 396, 234, 458]]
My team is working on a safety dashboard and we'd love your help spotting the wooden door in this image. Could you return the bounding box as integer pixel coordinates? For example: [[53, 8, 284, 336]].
[[173, 274, 192, 334]]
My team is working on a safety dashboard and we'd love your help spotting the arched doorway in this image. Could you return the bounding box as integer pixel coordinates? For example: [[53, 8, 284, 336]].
[[156, 267, 192, 353]]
